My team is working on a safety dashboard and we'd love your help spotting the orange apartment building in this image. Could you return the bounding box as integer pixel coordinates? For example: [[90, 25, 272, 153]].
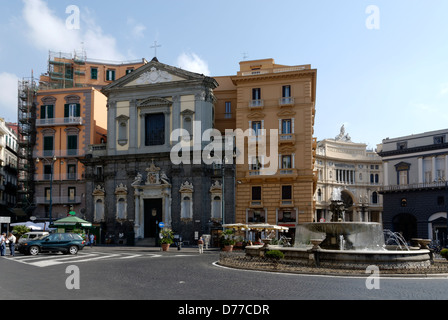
[[214, 59, 317, 240], [33, 51, 146, 220]]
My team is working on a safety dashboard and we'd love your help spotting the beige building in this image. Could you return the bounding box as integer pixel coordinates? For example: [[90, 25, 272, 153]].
[[314, 126, 383, 223], [214, 58, 317, 239]]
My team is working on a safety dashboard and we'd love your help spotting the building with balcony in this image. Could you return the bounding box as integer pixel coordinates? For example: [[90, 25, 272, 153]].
[[314, 126, 383, 223], [214, 58, 317, 240], [33, 51, 146, 221], [378, 128, 448, 244], [0, 119, 18, 217]]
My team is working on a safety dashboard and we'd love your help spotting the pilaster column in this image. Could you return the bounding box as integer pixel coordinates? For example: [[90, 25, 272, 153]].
[[418, 157, 423, 183]]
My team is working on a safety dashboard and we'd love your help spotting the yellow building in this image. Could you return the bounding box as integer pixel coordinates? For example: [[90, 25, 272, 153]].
[[33, 51, 146, 220], [215, 59, 317, 239]]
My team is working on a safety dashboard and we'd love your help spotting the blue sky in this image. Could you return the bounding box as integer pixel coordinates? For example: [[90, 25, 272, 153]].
[[1, 0, 448, 148]]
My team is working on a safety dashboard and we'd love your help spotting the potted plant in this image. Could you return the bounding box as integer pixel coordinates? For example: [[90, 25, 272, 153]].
[[221, 229, 236, 252], [160, 228, 174, 251]]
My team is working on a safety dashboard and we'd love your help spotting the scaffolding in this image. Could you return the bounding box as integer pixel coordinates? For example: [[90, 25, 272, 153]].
[[41, 50, 87, 90], [17, 77, 37, 213]]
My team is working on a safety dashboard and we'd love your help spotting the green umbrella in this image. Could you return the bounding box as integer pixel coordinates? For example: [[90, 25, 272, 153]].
[[52, 216, 92, 227]]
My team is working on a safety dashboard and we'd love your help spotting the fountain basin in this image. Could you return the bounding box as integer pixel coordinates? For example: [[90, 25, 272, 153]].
[[244, 222, 432, 270], [245, 245, 432, 270]]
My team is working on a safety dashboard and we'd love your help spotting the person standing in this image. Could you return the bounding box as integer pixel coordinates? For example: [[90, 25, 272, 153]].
[[7, 233, 16, 256], [89, 233, 94, 247], [0, 232, 6, 256], [198, 236, 204, 254]]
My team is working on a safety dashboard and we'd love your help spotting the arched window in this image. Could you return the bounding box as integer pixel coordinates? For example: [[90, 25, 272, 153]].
[[95, 199, 104, 222], [372, 192, 378, 204], [212, 195, 222, 220], [117, 198, 126, 220], [181, 196, 191, 219]]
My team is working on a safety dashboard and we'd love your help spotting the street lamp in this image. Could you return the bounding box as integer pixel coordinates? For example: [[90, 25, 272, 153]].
[[36, 155, 57, 229]]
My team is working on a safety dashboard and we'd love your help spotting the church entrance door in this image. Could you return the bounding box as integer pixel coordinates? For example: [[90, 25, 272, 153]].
[[144, 198, 163, 238]]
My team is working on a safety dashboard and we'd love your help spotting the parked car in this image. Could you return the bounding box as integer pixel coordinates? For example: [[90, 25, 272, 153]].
[[19, 233, 85, 256], [17, 231, 50, 250]]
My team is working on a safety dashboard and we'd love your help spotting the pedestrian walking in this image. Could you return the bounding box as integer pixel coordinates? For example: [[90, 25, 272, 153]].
[[90, 233, 94, 247], [0, 232, 6, 256], [198, 236, 204, 254], [7, 232, 16, 256]]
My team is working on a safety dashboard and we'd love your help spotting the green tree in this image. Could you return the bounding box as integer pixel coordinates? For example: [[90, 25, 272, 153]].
[[12, 225, 30, 239]]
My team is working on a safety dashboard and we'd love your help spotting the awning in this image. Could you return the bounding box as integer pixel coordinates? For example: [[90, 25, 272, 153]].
[[52, 216, 92, 227], [247, 223, 289, 232]]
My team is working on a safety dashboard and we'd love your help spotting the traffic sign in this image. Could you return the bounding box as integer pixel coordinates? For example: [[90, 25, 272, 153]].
[[158, 222, 165, 228]]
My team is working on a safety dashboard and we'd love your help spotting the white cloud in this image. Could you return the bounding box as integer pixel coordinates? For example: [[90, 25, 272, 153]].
[[440, 83, 448, 96], [127, 18, 146, 39], [177, 52, 210, 76], [22, 0, 125, 61], [0, 73, 19, 122]]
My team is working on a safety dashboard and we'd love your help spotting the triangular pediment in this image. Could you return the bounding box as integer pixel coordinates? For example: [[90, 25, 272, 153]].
[[138, 97, 172, 108], [124, 66, 184, 87], [102, 58, 216, 93]]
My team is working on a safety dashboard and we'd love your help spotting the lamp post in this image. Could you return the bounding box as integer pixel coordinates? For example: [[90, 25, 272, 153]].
[[36, 155, 57, 229]]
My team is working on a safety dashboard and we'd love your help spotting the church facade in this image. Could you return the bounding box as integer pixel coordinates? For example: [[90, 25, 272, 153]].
[[83, 58, 235, 244]]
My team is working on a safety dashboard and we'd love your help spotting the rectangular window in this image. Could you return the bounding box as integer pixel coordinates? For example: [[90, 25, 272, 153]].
[[225, 102, 232, 119], [399, 170, 408, 185], [145, 113, 165, 146], [434, 136, 445, 144], [40, 105, 54, 119], [67, 135, 78, 156], [91, 68, 98, 80], [281, 155, 292, 169], [64, 103, 81, 120], [252, 121, 262, 136], [45, 188, 51, 201], [278, 210, 296, 223], [43, 136, 53, 156], [252, 186, 262, 201], [282, 119, 292, 134], [67, 164, 76, 180], [126, 68, 134, 75], [252, 88, 261, 100], [106, 69, 116, 81], [282, 186, 292, 200], [248, 210, 265, 223], [282, 85, 291, 98], [44, 165, 52, 180], [68, 187, 76, 202]]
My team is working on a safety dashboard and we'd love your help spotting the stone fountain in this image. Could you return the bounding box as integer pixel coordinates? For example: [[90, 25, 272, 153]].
[[245, 188, 433, 270]]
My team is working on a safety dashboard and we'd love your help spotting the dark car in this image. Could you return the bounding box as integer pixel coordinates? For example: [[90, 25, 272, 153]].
[[19, 233, 85, 256]]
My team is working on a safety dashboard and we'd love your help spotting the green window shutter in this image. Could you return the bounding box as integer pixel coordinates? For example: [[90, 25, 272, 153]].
[[41, 105, 45, 119], [48, 105, 54, 119], [76, 104, 81, 117], [43, 136, 53, 151], [64, 104, 69, 118], [68, 135, 77, 149]]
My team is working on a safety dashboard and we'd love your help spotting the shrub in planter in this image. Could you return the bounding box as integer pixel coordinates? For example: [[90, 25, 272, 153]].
[[265, 250, 285, 260], [440, 248, 448, 260]]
